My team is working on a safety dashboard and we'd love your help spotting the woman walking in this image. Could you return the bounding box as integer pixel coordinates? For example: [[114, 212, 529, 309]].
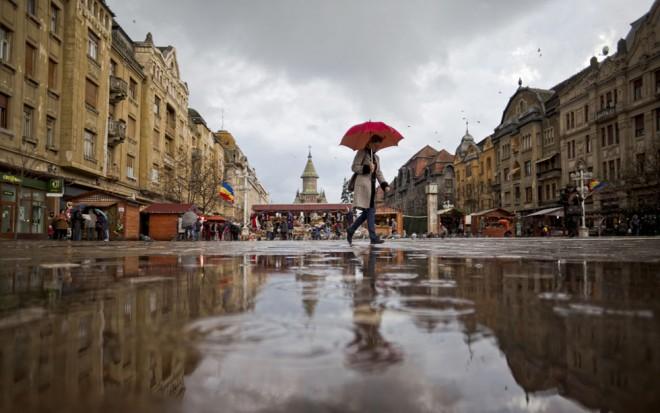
[[346, 135, 389, 245]]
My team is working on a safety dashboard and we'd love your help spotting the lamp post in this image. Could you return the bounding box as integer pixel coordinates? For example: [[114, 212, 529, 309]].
[[569, 160, 591, 238]]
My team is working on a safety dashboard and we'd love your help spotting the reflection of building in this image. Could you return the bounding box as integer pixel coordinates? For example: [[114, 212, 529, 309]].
[[294, 149, 327, 204], [0, 254, 265, 410]]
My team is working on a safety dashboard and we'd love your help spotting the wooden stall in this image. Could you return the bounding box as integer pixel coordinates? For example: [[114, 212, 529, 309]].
[[469, 208, 515, 237], [141, 203, 197, 241], [68, 190, 143, 240]]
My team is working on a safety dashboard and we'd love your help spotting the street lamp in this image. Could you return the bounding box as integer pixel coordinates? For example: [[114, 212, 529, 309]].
[[569, 159, 591, 238]]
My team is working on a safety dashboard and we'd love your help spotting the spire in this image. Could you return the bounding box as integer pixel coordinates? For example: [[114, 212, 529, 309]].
[[518, 77, 523, 88], [465, 119, 469, 134], [301, 150, 319, 179], [308, 145, 312, 159]]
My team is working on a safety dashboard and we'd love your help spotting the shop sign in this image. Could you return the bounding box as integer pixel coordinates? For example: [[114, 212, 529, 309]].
[[47, 178, 64, 197], [3, 190, 14, 197], [1, 174, 21, 184]]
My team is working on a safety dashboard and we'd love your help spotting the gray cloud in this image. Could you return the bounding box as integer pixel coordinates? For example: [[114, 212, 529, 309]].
[[108, 0, 654, 202]]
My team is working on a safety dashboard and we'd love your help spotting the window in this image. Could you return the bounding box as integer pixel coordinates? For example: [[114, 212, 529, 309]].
[[23, 106, 33, 140], [466, 165, 472, 177], [504, 168, 509, 181], [504, 191, 511, 205], [636, 153, 645, 175], [83, 130, 96, 160], [616, 158, 621, 179], [46, 116, 55, 147], [87, 31, 99, 60], [584, 105, 589, 123], [615, 122, 620, 144], [50, 4, 60, 33], [602, 161, 607, 180], [570, 112, 575, 129], [151, 165, 159, 182], [129, 78, 137, 99], [27, 0, 36, 16], [153, 96, 160, 116], [514, 186, 521, 204], [543, 128, 554, 146], [567, 140, 576, 159], [524, 160, 531, 177], [522, 134, 531, 151], [538, 186, 543, 203], [85, 79, 98, 108], [552, 183, 556, 199], [486, 158, 491, 171], [48, 59, 57, 89], [127, 116, 136, 140], [608, 160, 615, 181], [565, 113, 570, 130], [634, 114, 645, 137], [165, 137, 173, 155], [607, 125, 614, 146], [585, 135, 591, 153], [656, 108, 660, 132], [525, 187, 532, 203], [110, 59, 117, 76], [0, 26, 11, 62], [127, 155, 135, 179], [25, 43, 36, 78], [632, 78, 643, 101], [656, 70, 660, 94], [152, 129, 159, 149], [0, 93, 7, 129]]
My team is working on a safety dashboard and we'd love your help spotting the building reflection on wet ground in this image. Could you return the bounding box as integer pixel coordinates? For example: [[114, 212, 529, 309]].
[[0, 246, 658, 412]]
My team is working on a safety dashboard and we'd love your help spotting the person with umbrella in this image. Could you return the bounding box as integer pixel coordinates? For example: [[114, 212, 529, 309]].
[[341, 121, 403, 245]]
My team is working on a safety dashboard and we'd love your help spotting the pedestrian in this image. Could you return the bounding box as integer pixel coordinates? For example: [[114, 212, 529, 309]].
[[52, 210, 68, 240], [346, 135, 389, 245], [280, 218, 289, 240], [71, 208, 84, 241], [194, 218, 202, 241], [390, 217, 398, 237], [631, 214, 640, 236], [265, 219, 274, 240], [95, 209, 109, 241]]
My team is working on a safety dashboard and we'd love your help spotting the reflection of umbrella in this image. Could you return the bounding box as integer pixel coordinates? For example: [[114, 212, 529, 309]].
[[340, 121, 404, 152], [182, 211, 197, 227], [93, 208, 107, 218]]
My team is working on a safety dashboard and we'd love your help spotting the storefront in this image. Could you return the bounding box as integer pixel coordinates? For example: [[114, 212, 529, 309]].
[[0, 173, 55, 239]]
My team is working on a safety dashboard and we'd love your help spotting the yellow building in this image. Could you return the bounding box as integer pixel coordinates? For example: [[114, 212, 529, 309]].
[[453, 130, 495, 214]]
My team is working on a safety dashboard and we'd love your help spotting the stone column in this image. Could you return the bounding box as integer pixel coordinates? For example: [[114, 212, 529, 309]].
[[426, 183, 438, 234]]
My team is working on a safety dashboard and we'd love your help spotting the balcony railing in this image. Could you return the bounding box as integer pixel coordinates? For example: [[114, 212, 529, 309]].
[[106, 163, 120, 180], [107, 118, 127, 147], [596, 104, 618, 122], [109, 76, 128, 103]]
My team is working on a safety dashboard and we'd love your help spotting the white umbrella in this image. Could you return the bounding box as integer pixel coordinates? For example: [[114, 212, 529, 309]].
[[182, 210, 198, 227]]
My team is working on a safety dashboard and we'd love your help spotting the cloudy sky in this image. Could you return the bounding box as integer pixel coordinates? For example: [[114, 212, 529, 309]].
[[109, 0, 653, 203]]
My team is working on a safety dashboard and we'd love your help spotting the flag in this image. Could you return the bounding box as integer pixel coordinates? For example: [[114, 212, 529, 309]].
[[219, 182, 235, 203], [588, 179, 607, 192]]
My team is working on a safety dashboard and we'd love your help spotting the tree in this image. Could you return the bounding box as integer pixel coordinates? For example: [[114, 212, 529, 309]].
[[341, 177, 353, 204], [161, 148, 222, 214]]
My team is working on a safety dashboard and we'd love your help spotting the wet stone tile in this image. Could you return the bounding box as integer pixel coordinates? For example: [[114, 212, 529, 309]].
[[0, 239, 659, 412]]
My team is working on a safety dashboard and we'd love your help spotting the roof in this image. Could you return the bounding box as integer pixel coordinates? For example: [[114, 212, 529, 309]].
[[524, 207, 564, 218], [143, 203, 196, 214], [471, 208, 514, 217], [253, 203, 351, 213], [434, 149, 454, 163], [67, 189, 143, 206], [188, 108, 207, 126], [301, 151, 319, 178]]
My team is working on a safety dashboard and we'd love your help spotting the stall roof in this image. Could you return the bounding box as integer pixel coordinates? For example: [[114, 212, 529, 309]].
[[143, 203, 196, 214], [524, 206, 564, 218], [471, 208, 513, 217], [437, 207, 463, 216], [253, 203, 351, 213], [67, 189, 143, 207]]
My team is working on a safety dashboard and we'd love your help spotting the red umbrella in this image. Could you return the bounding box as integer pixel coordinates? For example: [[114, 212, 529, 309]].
[[340, 121, 404, 151]]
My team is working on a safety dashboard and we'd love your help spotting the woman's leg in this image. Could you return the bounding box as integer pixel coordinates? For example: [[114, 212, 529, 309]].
[[366, 208, 378, 242], [348, 208, 369, 235]]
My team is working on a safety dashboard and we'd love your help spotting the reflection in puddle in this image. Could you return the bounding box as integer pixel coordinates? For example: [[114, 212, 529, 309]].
[[0, 250, 658, 412]]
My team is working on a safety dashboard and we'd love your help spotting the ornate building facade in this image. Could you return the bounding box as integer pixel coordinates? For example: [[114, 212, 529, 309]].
[[453, 130, 496, 214], [0, 0, 268, 238], [384, 145, 454, 232], [557, 4, 660, 217], [293, 149, 327, 204]]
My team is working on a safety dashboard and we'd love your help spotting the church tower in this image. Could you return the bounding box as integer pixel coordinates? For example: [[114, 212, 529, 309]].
[[294, 148, 328, 203]]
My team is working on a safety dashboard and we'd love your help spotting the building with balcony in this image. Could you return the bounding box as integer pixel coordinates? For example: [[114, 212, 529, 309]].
[[557, 1, 660, 221], [453, 130, 496, 214]]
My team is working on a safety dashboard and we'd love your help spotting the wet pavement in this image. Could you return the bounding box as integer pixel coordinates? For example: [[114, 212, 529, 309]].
[[1, 238, 659, 412]]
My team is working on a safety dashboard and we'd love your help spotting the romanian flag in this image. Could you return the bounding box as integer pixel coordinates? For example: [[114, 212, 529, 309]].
[[588, 179, 607, 192], [219, 182, 235, 203]]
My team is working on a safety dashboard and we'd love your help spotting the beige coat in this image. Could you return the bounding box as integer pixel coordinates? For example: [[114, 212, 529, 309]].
[[351, 149, 386, 209]]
